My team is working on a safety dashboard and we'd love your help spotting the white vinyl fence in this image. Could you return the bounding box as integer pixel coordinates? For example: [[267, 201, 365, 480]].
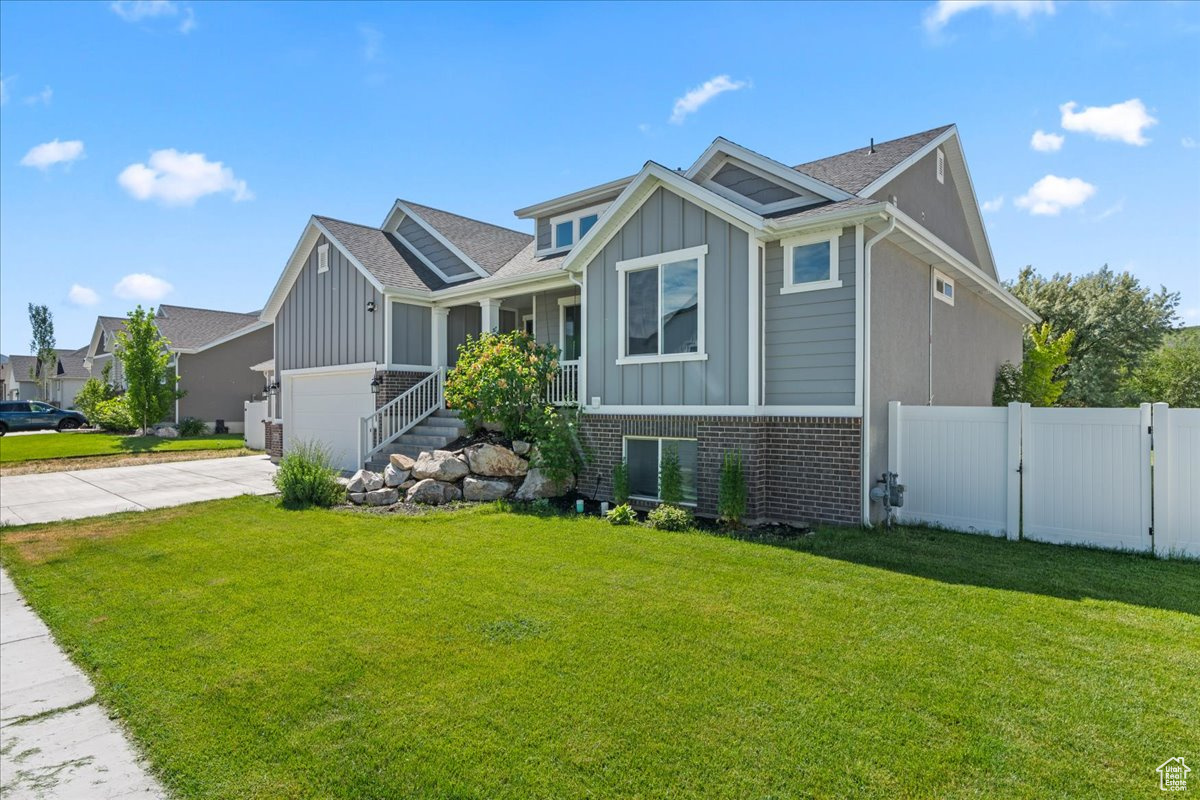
[[243, 399, 268, 451], [888, 401, 1199, 558]]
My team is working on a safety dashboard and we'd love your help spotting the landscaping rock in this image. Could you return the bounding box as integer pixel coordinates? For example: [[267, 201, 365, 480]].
[[512, 440, 531, 456], [406, 478, 461, 505], [155, 426, 179, 439], [463, 476, 514, 501], [365, 487, 399, 506], [347, 469, 384, 493], [411, 450, 470, 482], [348, 492, 366, 504], [399, 479, 417, 491], [389, 453, 416, 472], [514, 468, 575, 500], [383, 463, 410, 488], [465, 443, 528, 478]]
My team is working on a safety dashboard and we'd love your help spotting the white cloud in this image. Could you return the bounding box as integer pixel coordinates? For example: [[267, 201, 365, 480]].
[[114, 273, 173, 302], [1015, 174, 1096, 215], [20, 139, 85, 170], [1182, 136, 1198, 149], [360, 25, 382, 62], [982, 195, 1005, 212], [923, 0, 1055, 34], [1030, 129, 1064, 152], [68, 284, 101, 306], [110, 0, 176, 21], [1093, 200, 1123, 221], [23, 86, 52, 106], [118, 149, 252, 206], [669, 75, 749, 124], [1059, 99, 1157, 146], [178, 7, 195, 33]]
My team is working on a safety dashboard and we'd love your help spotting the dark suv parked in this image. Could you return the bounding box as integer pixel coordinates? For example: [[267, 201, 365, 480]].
[[0, 401, 88, 435]]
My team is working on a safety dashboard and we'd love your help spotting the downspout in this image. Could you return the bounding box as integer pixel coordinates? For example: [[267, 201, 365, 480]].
[[928, 265, 934, 405], [861, 215, 896, 526]]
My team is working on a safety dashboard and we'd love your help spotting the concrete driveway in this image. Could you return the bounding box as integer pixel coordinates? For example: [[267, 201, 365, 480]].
[[0, 455, 277, 525]]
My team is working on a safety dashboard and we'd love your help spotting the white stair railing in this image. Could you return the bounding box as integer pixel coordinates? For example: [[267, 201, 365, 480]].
[[360, 368, 444, 464], [547, 361, 579, 405]]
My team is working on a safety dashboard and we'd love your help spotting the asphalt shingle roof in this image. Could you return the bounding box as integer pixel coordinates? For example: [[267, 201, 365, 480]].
[[400, 201, 532, 275], [792, 125, 953, 195], [469, 241, 567, 286], [765, 197, 886, 226], [155, 305, 262, 350], [8, 355, 38, 380], [315, 216, 448, 293], [54, 347, 90, 379]]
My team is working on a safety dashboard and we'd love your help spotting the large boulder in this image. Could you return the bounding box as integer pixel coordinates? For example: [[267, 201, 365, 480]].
[[411, 450, 469, 482], [365, 487, 399, 506], [514, 468, 575, 500], [406, 478, 461, 505], [155, 426, 179, 439], [463, 476, 514, 501], [383, 463, 410, 488], [348, 492, 366, 505], [347, 469, 384, 493], [389, 453, 416, 472], [464, 443, 528, 478]]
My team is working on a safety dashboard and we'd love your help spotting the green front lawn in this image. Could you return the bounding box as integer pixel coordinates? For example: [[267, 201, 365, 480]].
[[0, 432, 248, 463], [2, 498, 1196, 799]]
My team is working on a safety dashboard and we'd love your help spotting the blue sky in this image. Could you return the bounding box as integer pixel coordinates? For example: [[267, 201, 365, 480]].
[[1, 0, 1197, 354]]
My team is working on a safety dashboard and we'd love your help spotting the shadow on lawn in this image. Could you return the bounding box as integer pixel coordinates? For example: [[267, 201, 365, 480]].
[[733, 525, 1200, 616], [115, 436, 170, 453]]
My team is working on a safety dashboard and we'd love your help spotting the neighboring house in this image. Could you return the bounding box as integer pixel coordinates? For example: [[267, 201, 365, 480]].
[[3, 355, 44, 402], [47, 347, 91, 409], [0, 354, 7, 400], [261, 124, 1036, 525], [84, 305, 273, 432]]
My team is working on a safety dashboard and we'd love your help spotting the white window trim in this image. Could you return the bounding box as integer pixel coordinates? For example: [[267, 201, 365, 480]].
[[622, 435, 699, 507], [615, 244, 708, 366], [933, 269, 955, 306], [317, 243, 330, 274], [558, 296, 582, 363], [522, 313, 535, 337], [544, 202, 609, 255], [780, 230, 841, 295]]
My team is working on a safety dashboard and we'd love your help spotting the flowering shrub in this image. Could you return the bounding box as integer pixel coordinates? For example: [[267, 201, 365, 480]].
[[445, 331, 561, 439]]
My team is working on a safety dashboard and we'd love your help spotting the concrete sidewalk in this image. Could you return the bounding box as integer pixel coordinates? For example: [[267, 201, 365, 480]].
[[1, 455, 276, 525], [0, 568, 165, 798]]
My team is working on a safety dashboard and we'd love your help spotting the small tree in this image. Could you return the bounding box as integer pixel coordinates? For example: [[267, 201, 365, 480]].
[[27, 303, 56, 401], [611, 460, 630, 505], [993, 323, 1075, 407], [717, 451, 747, 527], [114, 306, 181, 432], [658, 443, 683, 506]]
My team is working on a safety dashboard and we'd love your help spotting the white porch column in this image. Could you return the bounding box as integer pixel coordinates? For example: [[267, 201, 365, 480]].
[[479, 298, 501, 334], [431, 307, 450, 367]]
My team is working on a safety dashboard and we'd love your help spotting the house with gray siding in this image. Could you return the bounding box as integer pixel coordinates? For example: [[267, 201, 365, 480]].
[[261, 124, 1037, 525], [84, 305, 272, 433]]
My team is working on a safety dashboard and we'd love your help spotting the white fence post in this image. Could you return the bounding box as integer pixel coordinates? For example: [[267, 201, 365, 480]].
[[1151, 402, 1170, 557], [1139, 403, 1154, 553], [1006, 402, 1023, 541]]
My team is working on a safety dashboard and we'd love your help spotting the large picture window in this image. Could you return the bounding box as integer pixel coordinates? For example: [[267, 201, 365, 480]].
[[780, 230, 841, 294], [616, 244, 707, 365], [624, 437, 698, 504]]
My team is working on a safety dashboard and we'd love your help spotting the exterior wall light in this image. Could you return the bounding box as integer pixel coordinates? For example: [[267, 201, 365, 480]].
[[366, 300, 376, 313], [370, 375, 381, 395]]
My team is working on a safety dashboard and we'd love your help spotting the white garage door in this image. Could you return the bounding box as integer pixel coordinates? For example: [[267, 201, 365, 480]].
[[284, 367, 375, 472]]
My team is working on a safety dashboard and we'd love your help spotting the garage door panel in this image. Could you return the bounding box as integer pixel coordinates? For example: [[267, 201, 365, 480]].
[[285, 369, 374, 471]]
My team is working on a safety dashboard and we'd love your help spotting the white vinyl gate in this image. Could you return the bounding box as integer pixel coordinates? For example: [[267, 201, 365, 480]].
[[888, 402, 1199, 558]]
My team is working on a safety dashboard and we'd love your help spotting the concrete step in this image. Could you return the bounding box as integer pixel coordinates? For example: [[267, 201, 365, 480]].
[[409, 424, 464, 438], [396, 433, 455, 448], [431, 408, 462, 420]]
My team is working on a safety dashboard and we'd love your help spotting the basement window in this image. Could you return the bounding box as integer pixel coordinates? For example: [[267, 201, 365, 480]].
[[934, 270, 954, 305], [317, 243, 330, 273], [624, 436, 698, 504]]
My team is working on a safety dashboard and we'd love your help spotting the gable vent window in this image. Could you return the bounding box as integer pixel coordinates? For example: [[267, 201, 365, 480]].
[[934, 269, 954, 305], [936, 148, 945, 184], [317, 243, 330, 273], [547, 204, 607, 252]]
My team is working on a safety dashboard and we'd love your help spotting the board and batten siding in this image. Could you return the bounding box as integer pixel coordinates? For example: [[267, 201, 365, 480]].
[[390, 302, 432, 366], [276, 234, 385, 372], [711, 163, 801, 205], [584, 186, 750, 406], [534, 288, 581, 354], [396, 217, 475, 280], [762, 226, 857, 406], [446, 305, 481, 366]]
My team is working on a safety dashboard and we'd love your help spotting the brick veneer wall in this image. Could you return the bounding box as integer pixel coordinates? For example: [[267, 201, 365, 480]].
[[375, 370, 434, 409], [577, 413, 861, 526], [264, 420, 283, 461]]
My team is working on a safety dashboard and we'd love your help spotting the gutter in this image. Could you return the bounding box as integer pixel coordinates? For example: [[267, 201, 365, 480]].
[[861, 214, 896, 527]]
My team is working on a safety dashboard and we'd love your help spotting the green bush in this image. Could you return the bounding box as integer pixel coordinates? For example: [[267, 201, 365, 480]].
[[273, 441, 345, 508], [91, 397, 137, 432], [177, 417, 209, 437], [444, 330, 561, 439], [528, 405, 588, 485], [717, 451, 747, 527], [606, 503, 637, 526], [74, 376, 118, 420], [647, 504, 692, 532], [611, 461, 630, 505], [658, 444, 683, 506]]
